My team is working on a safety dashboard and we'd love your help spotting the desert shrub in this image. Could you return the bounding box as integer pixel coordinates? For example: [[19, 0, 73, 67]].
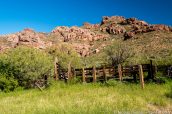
[[47, 43, 82, 69], [0, 73, 18, 92], [81, 53, 106, 68], [104, 40, 133, 66], [0, 46, 53, 90]]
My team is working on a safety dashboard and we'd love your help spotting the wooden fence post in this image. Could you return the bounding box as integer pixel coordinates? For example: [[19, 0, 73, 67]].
[[44, 75, 48, 86], [103, 66, 107, 82], [93, 66, 97, 82], [138, 65, 144, 89], [54, 57, 58, 80], [131, 66, 137, 83], [118, 64, 123, 81], [67, 62, 72, 81], [148, 60, 155, 80], [82, 68, 86, 83], [150, 60, 153, 79], [72, 67, 76, 78]]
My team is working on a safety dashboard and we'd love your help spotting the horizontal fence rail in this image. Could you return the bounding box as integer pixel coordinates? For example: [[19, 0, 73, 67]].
[[54, 59, 172, 89]]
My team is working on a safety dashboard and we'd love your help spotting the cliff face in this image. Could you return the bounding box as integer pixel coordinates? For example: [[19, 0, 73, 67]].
[[0, 16, 172, 56]]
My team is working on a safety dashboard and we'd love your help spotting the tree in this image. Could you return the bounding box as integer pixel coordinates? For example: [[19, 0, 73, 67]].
[[104, 40, 132, 66], [46, 43, 82, 69], [0, 46, 53, 89]]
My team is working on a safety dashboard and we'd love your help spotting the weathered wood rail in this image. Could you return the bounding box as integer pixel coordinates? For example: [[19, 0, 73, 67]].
[[54, 59, 163, 89], [157, 65, 172, 78]]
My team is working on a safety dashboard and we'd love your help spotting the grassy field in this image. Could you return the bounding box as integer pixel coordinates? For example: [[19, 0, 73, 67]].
[[0, 80, 171, 114]]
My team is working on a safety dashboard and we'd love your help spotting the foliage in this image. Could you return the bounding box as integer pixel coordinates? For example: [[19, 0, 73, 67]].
[[104, 40, 133, 66], [0, 73, 18, 92], [123, 31, 172, 65], [81, 52, 106, 67], [47, 43, 82, 69], [0, 46, 53, 90]]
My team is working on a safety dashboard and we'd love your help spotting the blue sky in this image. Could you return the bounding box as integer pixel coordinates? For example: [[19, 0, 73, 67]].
[[0, 0, 171, 34]]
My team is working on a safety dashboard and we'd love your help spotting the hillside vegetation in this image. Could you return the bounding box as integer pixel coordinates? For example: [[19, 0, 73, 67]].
[[0, 80, 171, 114]]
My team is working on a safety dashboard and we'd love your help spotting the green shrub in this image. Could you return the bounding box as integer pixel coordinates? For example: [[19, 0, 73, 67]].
[[0, 46, 53, 90], [0, 74, 18, 92], [81, 53, 106, 68], [47, 43, 82, 69], [104, 40, 133, 66]]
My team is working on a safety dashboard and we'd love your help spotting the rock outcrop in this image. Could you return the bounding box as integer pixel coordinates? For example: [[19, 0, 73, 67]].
[[51, 26, 109, 42], [83, 22, 100, 29], [6, 28, 50, 49], [147, 24, 171, 32], [124, 32, 135, 40], [101, 16, 125, 25], [121, 18, 148, 26], [101, 24, 126, 35]]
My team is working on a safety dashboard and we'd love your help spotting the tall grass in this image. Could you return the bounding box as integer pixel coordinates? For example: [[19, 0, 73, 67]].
[[0, 80, 171, 114]]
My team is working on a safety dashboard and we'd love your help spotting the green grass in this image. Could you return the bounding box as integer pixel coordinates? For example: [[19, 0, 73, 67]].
[[0, 80, 171, 114]]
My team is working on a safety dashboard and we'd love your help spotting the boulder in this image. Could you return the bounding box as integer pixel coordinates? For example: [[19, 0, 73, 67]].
[[124, 31, 135, 40], [106, 24, 126, 35], [101, 16, 125, 25]]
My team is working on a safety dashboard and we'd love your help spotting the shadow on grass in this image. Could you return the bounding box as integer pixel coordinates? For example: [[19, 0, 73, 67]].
[[165, 86, 172, 98], [165, 92, 172, 98]]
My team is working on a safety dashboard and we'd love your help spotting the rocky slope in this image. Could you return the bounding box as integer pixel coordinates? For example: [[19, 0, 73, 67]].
[[0, 16, 172, 57]]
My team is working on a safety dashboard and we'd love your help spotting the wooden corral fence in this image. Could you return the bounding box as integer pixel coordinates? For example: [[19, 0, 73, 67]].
[[156, 65, 172, 78], [54, 59, 161, 89], [167, 66, 172, 78]]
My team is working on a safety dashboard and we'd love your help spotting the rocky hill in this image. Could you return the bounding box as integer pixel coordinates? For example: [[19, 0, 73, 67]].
[[0, 16, 172, 59]]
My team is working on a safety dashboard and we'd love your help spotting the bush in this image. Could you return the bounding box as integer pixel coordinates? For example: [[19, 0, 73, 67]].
[[0, 46, 53, 90], [81, 53, 106, 68], [47, 43, 82, 69], [104, 40, 133, 66], [0, 73, 18, 92]]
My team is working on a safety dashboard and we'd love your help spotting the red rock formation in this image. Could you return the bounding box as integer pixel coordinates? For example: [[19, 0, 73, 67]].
[[102, 24, 126, 35], [147, 24, 171, 32], [83, 22, 100, 29], [51, 26, 109, 42], [170, 27, 172, 32], [6, 28, 49, 49], [121, 18, 148, 26], [101, 16, 125, 25], [124, 31, 135, 40]]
